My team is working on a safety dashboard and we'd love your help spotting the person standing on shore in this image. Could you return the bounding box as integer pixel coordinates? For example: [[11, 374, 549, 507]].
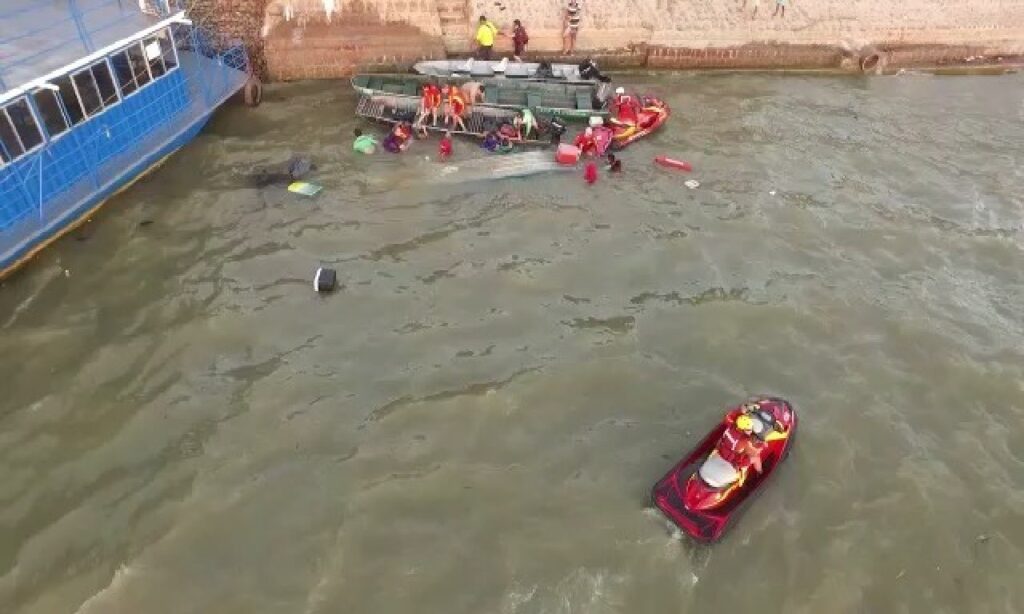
[[562, 0, 581, 55], [475, 16, 498, 60], [512, 19, 529, 62], [773, 0, 787, 17]]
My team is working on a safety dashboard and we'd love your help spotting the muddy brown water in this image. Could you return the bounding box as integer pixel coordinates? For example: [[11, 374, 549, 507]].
[[1, 72, 1023, 614]]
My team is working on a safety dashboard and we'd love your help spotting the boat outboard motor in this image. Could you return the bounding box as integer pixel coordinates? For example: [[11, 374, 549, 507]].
[[548, 118, 567, 145], [536, 61, 555, 79], [578, 58, 610, 82]]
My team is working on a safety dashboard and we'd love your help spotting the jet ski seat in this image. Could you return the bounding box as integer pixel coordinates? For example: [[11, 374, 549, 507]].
[[699, 452, 740, 488]]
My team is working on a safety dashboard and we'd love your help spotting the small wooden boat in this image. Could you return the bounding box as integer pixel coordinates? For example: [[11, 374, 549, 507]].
[[412, 58, 602, 83], [351, 73, 611, 121], [355, 94, 554, 145]]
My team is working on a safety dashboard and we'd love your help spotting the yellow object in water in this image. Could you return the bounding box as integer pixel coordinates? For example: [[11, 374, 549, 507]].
[[288, 181, 322, 197]]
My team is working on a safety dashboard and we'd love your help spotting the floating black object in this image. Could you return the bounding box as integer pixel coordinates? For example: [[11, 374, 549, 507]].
[[314, 267, 337, 293]]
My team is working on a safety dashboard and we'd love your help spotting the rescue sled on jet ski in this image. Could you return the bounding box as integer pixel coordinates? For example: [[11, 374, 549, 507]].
[[608, 90, 670, 149], [651, 398, 796, 542]]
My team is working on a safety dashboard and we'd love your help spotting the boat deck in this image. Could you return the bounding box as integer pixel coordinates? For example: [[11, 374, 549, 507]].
[[0, 0, 163, 93], [355, 95, 550, 146]]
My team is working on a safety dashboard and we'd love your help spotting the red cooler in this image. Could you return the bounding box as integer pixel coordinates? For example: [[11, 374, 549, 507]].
[[556, 143, 581, 165]]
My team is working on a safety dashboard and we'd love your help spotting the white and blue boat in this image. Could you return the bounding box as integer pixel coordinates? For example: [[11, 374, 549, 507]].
[[0, 0, 251, 278]]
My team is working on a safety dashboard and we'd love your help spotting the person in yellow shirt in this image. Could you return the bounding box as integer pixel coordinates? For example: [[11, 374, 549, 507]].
[[474, 16, 498, 60]]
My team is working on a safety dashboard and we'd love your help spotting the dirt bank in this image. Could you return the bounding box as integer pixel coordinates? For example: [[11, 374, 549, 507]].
[[191, 0, 1024, 79]]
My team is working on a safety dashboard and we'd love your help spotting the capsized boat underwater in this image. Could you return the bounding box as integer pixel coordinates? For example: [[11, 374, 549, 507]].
[[651, 398, 797, 542], [350, 73, 612, 121], [412, 57, 610, 83]]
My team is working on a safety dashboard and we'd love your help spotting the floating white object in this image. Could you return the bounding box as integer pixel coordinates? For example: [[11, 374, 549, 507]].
[[685, 180, 700, 189], [589, 116, 604, 127], [769, 190, 777, 195]]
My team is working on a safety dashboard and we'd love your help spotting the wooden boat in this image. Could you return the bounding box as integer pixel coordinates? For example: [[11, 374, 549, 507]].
[[355, 94, 554, 145], [413, 58, 595, 82], [351, 73, 611, 121]]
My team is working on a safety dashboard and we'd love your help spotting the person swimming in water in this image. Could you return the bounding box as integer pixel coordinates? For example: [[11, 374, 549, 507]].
[[605, 153, 622, 172], [438, 131, 453, 160], [383, 122, 413, 153], [353, 128, 378, 154]]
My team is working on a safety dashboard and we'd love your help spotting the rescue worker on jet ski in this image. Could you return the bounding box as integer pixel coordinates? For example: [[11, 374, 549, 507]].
[[721, 411, 765, 474], [611, 86, 639, 126]]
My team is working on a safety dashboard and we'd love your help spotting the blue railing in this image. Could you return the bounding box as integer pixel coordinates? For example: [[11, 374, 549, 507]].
[[0, 0, 187, 92], [0, 23, 248, 246]]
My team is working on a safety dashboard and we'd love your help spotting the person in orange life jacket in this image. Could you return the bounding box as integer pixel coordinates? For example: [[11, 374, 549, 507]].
[[416, 81, 443, 128], [725, 413, 765, 473], [438, 130, 453, 160], [573, 127, 598, 156], [612, 86, 639, 125], [444, 85, 468, 132]]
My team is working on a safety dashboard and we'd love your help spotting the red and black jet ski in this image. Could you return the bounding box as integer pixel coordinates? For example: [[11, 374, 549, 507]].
[[651, 398, 797, 542], [609, 94, 670, 149]]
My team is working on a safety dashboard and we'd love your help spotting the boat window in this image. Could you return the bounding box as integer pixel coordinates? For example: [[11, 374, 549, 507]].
[[144, 36, 167, 78], [0, 113, 19, 163], [111, 50, 137, 96], [91, 60, 119, 107], [160, 28, 179, 71], [53, 75, 86, 126], [0, 98, 43, 163], [32, 89, 69, 138], [73, 69, 104, 117], [126, 43, 152, 89]]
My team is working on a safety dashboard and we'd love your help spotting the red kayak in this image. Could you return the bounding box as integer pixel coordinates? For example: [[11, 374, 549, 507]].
[[610, 96, 670, 149], [651, 398, 797, 542]]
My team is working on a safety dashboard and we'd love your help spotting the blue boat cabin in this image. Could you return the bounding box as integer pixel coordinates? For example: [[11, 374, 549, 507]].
[[0, 0, 249, 275]]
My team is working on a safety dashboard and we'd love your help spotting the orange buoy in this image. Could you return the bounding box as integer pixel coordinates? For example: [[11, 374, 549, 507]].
[[654, 156, 692, 172]]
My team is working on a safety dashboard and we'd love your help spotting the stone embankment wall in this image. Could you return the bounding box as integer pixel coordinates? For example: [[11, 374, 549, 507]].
[[191, 0, 1024, 80]]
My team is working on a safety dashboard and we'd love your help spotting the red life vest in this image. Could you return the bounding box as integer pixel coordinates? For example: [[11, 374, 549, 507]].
[[448, 89, 466, 115], [422, 84, 442, 109], [717, 423, 755, 469], [615, 94, 638, 124]]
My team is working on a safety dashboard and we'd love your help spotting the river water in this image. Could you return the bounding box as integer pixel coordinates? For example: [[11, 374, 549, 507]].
[[1, 72, 1022, 614]]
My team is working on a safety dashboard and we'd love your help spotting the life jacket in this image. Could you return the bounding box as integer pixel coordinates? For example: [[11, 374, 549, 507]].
[[717, 423, 754, 469], [573, 133, 597, 155], [615, 94, 638, 123], [448, 89, 466, 114], [422, 84, 442, 108]]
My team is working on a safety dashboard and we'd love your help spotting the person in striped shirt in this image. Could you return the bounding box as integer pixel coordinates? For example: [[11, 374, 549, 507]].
[[562, 0, 581, 55]]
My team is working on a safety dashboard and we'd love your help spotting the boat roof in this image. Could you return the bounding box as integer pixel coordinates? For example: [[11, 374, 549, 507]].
[[0, 0, 166, 99]]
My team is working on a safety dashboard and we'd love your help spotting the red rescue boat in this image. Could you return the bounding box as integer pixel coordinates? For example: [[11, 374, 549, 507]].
[[609, 95, 671, 149], [651, 397, 797, 542]]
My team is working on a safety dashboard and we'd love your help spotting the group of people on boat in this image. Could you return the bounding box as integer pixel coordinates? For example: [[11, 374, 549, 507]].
[[413, 80, 487, 134]]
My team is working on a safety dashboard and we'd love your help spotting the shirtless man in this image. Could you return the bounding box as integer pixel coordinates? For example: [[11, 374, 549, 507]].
[[460, 81, 486, 109]]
